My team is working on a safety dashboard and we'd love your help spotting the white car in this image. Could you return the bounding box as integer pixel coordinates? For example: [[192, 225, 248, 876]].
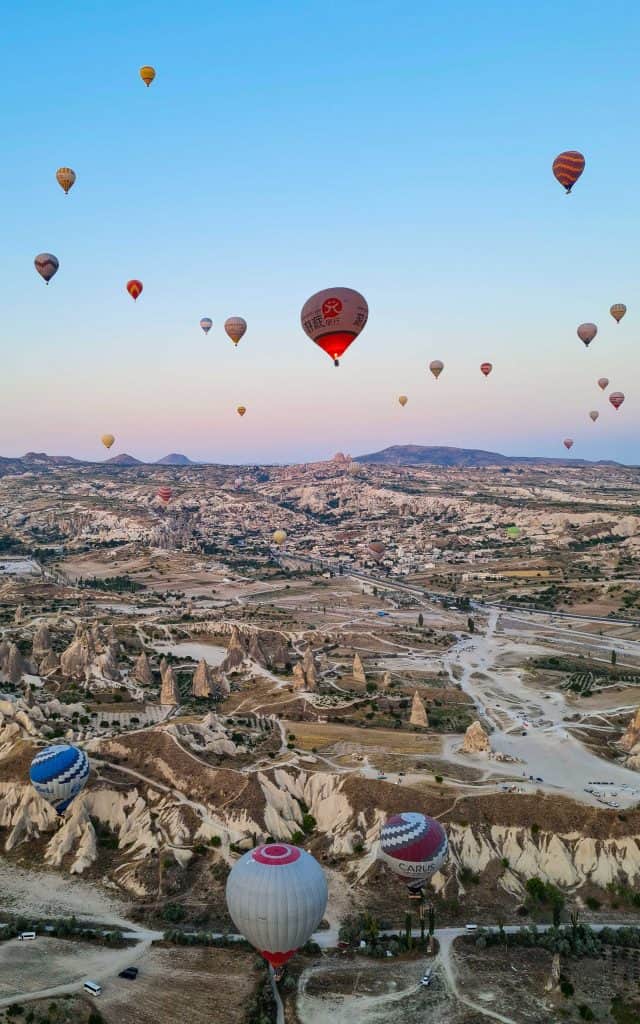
[[420, 972, 432, 987]]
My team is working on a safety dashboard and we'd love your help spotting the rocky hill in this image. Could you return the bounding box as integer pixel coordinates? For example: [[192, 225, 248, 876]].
[[155, 453, 193, 465], [355, 445, 623, 468], [104, 453, 144, 466]]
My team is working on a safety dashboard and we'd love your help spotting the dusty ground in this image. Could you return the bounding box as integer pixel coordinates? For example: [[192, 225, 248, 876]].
[[0, 938, 137, 998]]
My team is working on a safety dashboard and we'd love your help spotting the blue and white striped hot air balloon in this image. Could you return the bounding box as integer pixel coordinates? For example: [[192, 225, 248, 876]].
[[29, 744, 90, 815]]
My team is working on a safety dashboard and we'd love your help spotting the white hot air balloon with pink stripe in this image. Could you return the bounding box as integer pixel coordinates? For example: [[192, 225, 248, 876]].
[[226, 844, 327, 976]]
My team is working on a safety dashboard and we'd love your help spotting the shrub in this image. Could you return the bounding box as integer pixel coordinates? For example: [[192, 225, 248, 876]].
[[560, 979, 574, 998]]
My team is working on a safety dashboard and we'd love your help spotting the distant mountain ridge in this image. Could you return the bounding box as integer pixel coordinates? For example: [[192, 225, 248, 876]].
[[155, 453, 193, 465], [104, 453, 143, 466], [355, 445, 624, 468]]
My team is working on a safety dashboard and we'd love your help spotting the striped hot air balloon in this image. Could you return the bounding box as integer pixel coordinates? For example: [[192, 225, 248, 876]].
[[225, 317, 247, 346], [609, 391, 625, 410], [552, 151, 585, 193], [56, 167, 76, 194], [157, 486, 172, 503], [379, 812, 448, 893], [30, 744, 90, 815], [480, 362, 493, 377], [34, 253, 59, 284], [226, 844, 328, 972], [577, 323, 597, 347], [200, 317, 213, 334], [126, 279, 143, 301], [610, 303, 627, 323]]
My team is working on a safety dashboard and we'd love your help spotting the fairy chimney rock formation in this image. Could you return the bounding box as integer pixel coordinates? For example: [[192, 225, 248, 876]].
[[352, 653, 366, 685], [410, 691, 429, 727], [32, 623, 52, 660], [6, 643, 29, 684], [222, 625, 245, 672], [302, 648, 318, 690], [381, 671, 392, 690], [292, 663, 307, 690], [192, 658, 213, 698], [160, 665, 180, 706], [460, 720, 491, 754], [132, 651, 153, 686], [60, 629, 92, 681], [248, 633, 268, 668]]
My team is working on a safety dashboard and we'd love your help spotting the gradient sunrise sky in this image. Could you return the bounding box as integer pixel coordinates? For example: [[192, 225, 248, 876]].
[[1, 0, 639, 464]]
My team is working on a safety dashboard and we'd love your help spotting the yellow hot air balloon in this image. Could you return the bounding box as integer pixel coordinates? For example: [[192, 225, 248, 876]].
[[398, 395, 408, 407], [272, 529, 287, 546], [237, 406, 247, 417], [139, 65, 156, 87], [56, 167, 76, 194], [101, 434, 115, 450]]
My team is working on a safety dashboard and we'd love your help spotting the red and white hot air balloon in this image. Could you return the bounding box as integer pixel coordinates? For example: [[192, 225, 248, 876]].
[[589, 410, 599, 422], [126, 279, 143, 301], [379, 812, 448, 893], [157, 486, 172, 503], [597, 377, 609, 391], [609, 391, 625, 410], [480, 362, 493, 377], [563, 439, 574, 450], [577, 323, 597, 347], [226, 844, 328, 973], [300, 287, 368, 366]]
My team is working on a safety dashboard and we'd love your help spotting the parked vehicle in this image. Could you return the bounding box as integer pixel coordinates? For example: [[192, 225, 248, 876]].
[[83, 981, 102, 996], [118, 967, 139, 980], [19, 932, 36, 941]]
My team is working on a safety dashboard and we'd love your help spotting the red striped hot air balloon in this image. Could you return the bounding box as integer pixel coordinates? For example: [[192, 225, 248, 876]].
[[480, 362, 493, 377], [563, 439, 574, 450], [126, 279, 143, 301], [157, 486, 172, 503], [552, 151, 585, 193], [609, 391, 625, 410], [577, 323, 597, 347]]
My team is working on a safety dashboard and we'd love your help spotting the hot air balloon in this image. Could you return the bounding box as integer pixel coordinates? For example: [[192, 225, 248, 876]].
[[398, 395, 408, 407], [610, 303, 627, 323], [226, 843, 328, 975], [379, 812, 448, 893], [56, 167, 76, 194], [368, 541, 386, 562], [139, 65, 156, 87], [300, 287, 368, 366], [157, 486, 172, 503], [272, 529, 287, 545], [589, 410, 599, 422], [237, 406, 247, 417], [101, 434, 115, 449], [577, 323, 597, 347], [30, 744, 90, 815], [563, 439, 574, 450], [480, 362, 493, 377], [597, 377, 609, 391], [429, 360, 444, 379], [126, 280, 143, 301], [200, 317, 213, 334], [225, 317, 247, 347], [552, 151, 585, 193], [34, 253, 59, 284], [610, 391, 625, 410]]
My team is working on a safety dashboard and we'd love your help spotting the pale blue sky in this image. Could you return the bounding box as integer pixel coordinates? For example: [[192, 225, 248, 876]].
[[1, 0, 639, 463]]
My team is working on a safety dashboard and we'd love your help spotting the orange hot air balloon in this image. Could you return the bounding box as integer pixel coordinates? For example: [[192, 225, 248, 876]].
[[398, 395, 408, 407], [139, 66, 156, 87], [589, 410, 599, 422], [597, 377, 609, 391], [577, 323, 597, 347], [56, 167, 76, 194], [300, 288, 368, 366], [429, 360, 444, 379], [225, 317, 247, 346], [609, 391, 625, 410], [480, 362, 493, 377], [563, 439, 574, 450], [237, 406, 246, 417], [157, 486, 172, 503], [126, 280, 143, 301], [552, 151, 585, 193], [610, 303, 627, 323]]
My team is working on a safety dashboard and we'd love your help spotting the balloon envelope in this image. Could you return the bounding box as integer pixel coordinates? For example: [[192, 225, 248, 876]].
[[379, 812, 448, 891], [226, 843, 328, 968], [30, 744, 89, 815], [140, 65, 156, 86], [609, 391, 625, 410], [589, 411, 599, 422], [577, 323, 597, 347], [237, 406, 246, 417], [34, 253, 59, 284], [157, 486, 172, 503], [398, 395, 408, 407], [200, 317, 213, 334], [300, 287, 368, 365], [225, 317, 247, 345], [563, 439, 574, 450], [480, 362, 493, 377], [273, 529, 287, 545], [552, 151, 585, 193], [597, 377, 609, 391], [610, 303, 627, 323], [368, 541, 386, 561], [429, 360, 444, 379], [101, 434, 115, 449], [127, 279, 143, 301], [56, 167, 76, 194]]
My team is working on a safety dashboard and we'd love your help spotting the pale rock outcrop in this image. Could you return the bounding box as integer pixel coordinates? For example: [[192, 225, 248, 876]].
[[352, 653, 366, 685], [545, 953, 561, 992], [96, 642, 120, 682], [38, 650, 59, 675], [169, 713, 236, 757], [160, 665, 180, 706], [0, 782, 58, 849], [248, 634, 268, 668], [222, 626, 245, 672], [32, 622, 53, 660], [192, 658, 213, 698], [60, 629, 92, 681], [14, 606, 25, 624], [410, 691, 429, 727], [213, 672, 231, 699], [381, 671, 392, 690], [132, 651, 153, 686], [620, 708, 640, 765], [5, 643, 29, 684], [302, 648, 318, 690], [291, 663, 307, 690], [460, 720, 491, 754], [270, 637, 290, 671]]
